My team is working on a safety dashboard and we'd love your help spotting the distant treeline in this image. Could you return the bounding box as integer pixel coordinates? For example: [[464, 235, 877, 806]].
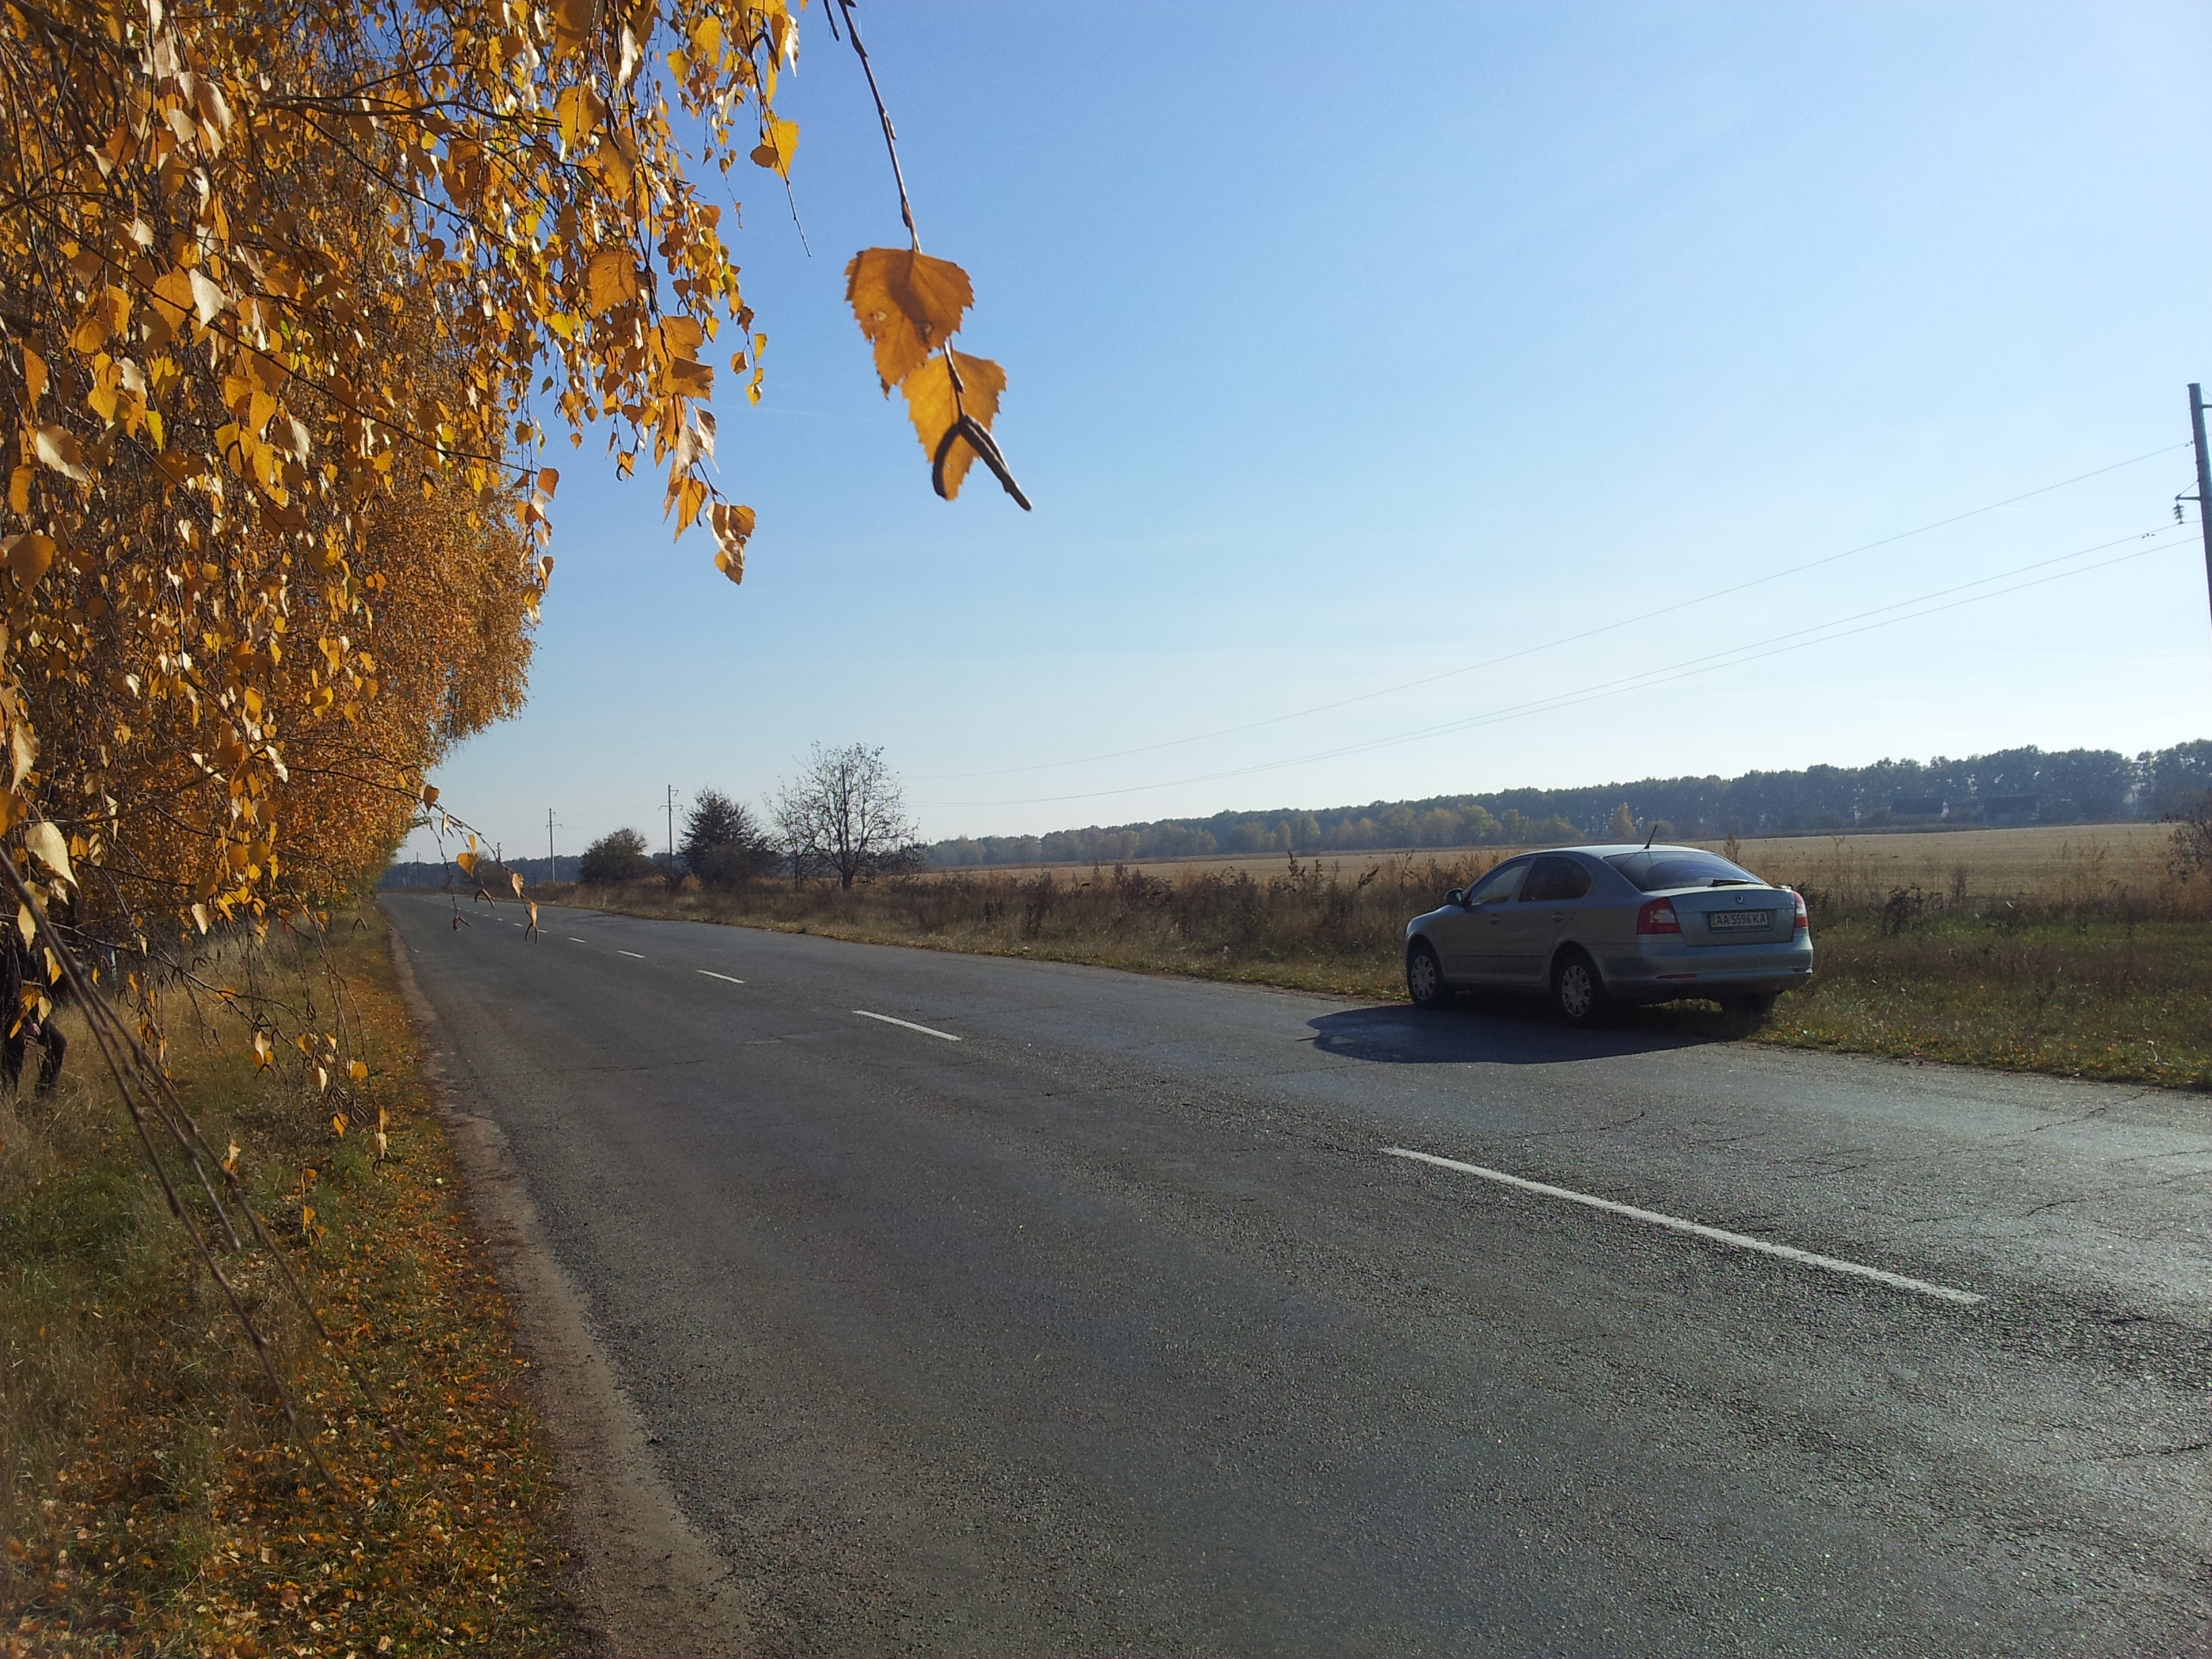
[[924, 741, 2212, 867]]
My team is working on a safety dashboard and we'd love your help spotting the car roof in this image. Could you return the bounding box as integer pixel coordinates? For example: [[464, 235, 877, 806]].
[[1547, 844, 1713, 858]]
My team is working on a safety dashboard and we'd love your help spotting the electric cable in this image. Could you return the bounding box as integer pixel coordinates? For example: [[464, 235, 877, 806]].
[[919, 524, 2194, 811], [913, 441, 2190, 783]]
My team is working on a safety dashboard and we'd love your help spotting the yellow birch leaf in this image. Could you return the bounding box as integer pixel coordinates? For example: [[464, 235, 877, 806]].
[[666, 358, 713, 396], [586, 249, 640, 316], [710, 501, 753, 583], [897, 351, 1006, 499], [7, 466, 29, 514], [4, 535, 56, 588], [32, 428, 89, 483], [252, 1029, 274, 1068], [186, 268, 227, 324], [750, 118, 798, 174], [556, 85, 606, 148], [844, 248, 974, 391], [24, 820, 74, 886], [510, 870, 525, 897], [147, 268, 194, 337], [348, 1059, 368, 1081], [550, 0, 595, 54], [22, 346, 45, 406]]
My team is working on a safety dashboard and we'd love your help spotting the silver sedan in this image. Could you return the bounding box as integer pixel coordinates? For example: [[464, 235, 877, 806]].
[[1404, 844, 1812, 1027]]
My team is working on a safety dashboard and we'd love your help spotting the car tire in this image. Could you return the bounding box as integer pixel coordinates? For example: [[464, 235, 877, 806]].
[[1720, 992, 1777, 1031], [1552, 949, 1612, 1027], [1406, 940, 1452, 1010]]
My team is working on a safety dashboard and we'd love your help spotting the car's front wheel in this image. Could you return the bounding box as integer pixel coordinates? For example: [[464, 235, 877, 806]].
[[1552, 949, 1612, 1027], [1406, 940, 1452, 1010]]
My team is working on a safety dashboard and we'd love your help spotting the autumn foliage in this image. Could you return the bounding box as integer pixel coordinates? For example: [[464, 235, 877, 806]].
[[0, 0, 1019, 970]]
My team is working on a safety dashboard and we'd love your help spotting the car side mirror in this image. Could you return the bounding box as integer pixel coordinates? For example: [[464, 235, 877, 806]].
[[1445, 888, 1467, 907]]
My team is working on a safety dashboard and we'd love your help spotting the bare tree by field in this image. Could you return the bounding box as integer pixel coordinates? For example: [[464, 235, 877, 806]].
[[578, 828, 653, 886], [2167, 798, 2212, 884], [683, 790, 779, 888], [774, 745, 920, 890]]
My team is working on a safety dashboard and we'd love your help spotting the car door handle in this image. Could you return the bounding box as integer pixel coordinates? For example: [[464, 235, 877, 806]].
[[1551, 911, 1567, 922]]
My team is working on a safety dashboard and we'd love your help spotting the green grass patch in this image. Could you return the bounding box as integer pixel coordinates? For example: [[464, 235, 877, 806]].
[[1762, 914, 2212, 1086]]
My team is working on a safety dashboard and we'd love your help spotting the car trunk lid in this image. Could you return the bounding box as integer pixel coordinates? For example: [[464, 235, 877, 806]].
[[1668, 885, 1797, 945]]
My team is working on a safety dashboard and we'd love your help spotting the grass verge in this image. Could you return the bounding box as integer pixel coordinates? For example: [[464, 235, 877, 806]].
[[3, 909, 574, 1656], [529, 853, 2212, 1090]]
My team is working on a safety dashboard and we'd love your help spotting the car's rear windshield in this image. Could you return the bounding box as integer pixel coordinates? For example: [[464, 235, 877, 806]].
[[1603, 851, 1764, 893]]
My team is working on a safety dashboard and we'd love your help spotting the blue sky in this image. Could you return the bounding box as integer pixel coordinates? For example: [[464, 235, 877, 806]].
[[403, 1, 2212, 866]]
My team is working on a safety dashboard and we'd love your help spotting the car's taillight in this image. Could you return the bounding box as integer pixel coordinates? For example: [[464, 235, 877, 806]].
[[1637, 898, 1681, 935], [1790, 888, 1809, 930]]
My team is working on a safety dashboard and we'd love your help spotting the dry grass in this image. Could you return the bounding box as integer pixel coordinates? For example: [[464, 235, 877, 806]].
[[533, 853, 1497, 1002], [539, 821, 2212, 1090], [926, 821, 2171, 888], [2, 912, 573, 1656], [1708, 823, 2183, 914]]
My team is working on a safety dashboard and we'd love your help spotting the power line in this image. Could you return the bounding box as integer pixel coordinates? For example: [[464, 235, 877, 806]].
[[919, 524, 2194, 811], [913, 441, 2189, 783]]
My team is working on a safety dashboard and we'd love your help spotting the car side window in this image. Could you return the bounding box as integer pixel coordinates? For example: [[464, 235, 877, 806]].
[[1521, 855, 1593, 903], [1464, 861, 1527, 907]]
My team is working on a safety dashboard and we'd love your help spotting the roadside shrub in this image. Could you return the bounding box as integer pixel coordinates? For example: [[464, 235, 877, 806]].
[[578, 827, 653, 884]]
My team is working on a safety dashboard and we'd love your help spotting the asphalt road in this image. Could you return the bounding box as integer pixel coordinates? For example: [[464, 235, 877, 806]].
[[384, 893, 2211, 1656]]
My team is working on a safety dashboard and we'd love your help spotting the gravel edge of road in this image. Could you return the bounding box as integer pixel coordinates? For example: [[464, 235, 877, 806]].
[[386, 918, 750, 1657]]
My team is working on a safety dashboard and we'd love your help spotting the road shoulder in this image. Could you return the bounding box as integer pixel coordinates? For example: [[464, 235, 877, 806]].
[[387, 916, 749, 1658]]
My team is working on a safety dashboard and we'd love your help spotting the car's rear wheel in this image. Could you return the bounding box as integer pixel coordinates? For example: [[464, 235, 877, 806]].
[[1406, 940, 1452, 1010], [1552, 949, 1612, 1027]]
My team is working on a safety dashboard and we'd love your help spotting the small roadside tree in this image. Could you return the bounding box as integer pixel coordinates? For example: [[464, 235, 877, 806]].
[[682, 790, 779, 888], [773, 745, 920, 890], [577, 828, 653, 886], [1605, 802, 1639, 840]]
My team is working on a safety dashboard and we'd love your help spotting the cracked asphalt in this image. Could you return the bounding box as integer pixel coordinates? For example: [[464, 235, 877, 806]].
[[386, 894, 2211, 1656]]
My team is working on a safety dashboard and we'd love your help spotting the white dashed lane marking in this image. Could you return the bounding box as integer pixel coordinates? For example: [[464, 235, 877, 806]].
[[853, 1010, 961, 1042], [617, 950, 645, 959], [1381, 1146, 1985, 1306], [699, 970, 745, 985]]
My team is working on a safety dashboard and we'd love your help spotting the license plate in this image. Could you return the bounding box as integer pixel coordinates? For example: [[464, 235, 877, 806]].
[[1708, 909, 1771, 931]]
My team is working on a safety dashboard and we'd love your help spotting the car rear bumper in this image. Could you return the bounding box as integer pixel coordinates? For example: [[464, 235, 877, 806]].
[[1598, 939, 1814, 1003]]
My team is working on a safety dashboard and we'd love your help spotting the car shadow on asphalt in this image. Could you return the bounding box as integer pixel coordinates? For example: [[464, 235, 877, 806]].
[[1307, 1000, 1749, 1065]]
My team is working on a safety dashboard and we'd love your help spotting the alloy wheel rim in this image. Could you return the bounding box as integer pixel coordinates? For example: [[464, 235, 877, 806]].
[[1561, 966, 1592, 1017], [1411, 954, 1437, 1000]]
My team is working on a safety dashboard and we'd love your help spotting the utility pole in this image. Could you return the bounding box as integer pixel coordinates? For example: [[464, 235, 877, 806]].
[[546, 808, 560, 883], [665, 785, 678, 866], [2191, 385, 2212, 640]]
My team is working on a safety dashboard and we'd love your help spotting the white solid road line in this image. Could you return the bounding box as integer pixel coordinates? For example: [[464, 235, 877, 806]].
[[699, 970, 745, 985], [1381, 1146, 1986, 1306], [853, 1009, 962, 1042], [617, 949, 645, 959]]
